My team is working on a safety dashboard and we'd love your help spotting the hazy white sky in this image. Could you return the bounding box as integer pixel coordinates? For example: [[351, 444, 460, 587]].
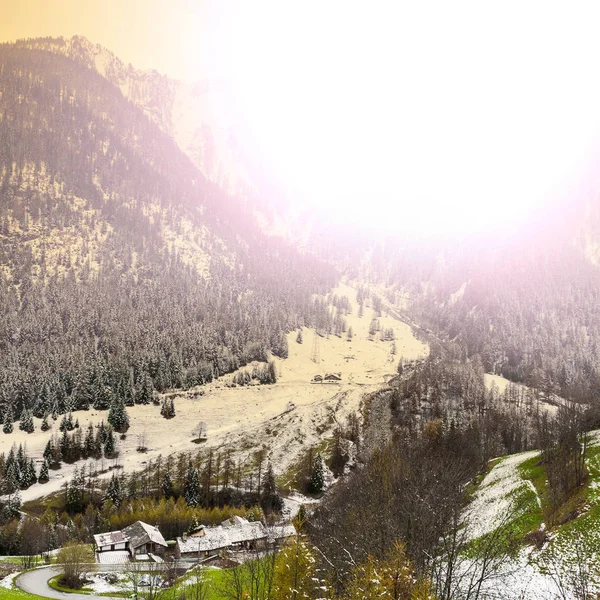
[[3, 1, 600, 234]]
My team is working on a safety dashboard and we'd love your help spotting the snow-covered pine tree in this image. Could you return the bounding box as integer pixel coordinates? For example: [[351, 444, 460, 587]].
[[20, 459, 37, 488], [43, 440, 53, 462], [51, 399, 60, 421], [66, 411, 74, 431], [38, 460, 49, 483], [104, 427, 116, 457], [137, 373, 154, 405], [160, 398, 176, 419], [16, 444, 26, 471], [19, 408, 34, 433], [105, 473, 123, 506], [83, 424, 95, 458], [2, 405, 14, 434], [107, 399, 129, 432], [184, 467, 201, 506], [41, 413, 50, 431]]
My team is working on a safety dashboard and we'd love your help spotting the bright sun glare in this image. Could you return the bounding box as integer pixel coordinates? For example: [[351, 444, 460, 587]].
[[205, 1, 600, 235]]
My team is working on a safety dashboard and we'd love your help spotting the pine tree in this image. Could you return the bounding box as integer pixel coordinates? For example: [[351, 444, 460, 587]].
[[161, 472, 174, 498], [107, 399, 129, 432], [83, 424, 95, 458], [2, 405, 13, 434], [105, 473, 123, 506], [368, 318, 379, 337], [40, 413, 50, 431], [260, 462, 283, 514], [19, 408, 34, 433], [17, 444, 26, 472], [184, 467, 201, 506], [50, 438, 63, 467], [38, 460, 49, 483], [20, 459, 37, 489], [51, 399, 60, 421], [308, 453, 325, 493], [60, 429, 71, 462], [43, 440, 53, 463], [104, 427, 116, 457], [137, 373, 154, 405], [5, 460, 20, 493], [161, 398, 175, 419]]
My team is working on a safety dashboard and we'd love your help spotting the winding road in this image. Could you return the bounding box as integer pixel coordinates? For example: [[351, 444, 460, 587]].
[[17, 566, 121, 600]]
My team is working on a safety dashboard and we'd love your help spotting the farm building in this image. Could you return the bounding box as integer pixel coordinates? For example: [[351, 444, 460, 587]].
[[176, 517, 296, 559], [324, 372, 342, 381], [94, 521, 167, 562]]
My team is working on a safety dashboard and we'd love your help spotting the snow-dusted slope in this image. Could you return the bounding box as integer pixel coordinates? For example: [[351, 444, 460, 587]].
[[459, 436, 600, 600], [10, 36, 251, 197]]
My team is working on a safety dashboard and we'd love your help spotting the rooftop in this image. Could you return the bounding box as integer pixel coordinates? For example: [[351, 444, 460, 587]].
[[177, 518, 268, 554], [123, 521, 168, 549], [93, 530, 127, 547]]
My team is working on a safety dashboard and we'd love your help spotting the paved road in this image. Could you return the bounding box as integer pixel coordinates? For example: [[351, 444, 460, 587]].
[[16, 566, 121, 600]]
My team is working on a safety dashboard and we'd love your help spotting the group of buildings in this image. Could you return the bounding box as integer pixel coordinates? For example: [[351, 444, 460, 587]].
[[94, 517, 296, 564]]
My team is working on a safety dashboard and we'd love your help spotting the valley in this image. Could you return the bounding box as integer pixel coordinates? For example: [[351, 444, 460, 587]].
[[0, 27, 600, 600], [0, 282, 428, 503]]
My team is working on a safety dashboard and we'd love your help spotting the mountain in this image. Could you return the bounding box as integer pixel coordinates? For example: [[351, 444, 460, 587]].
[[6, 36, 261, 202], [350, 190, 600, 409], [0, 39, 335, 419]]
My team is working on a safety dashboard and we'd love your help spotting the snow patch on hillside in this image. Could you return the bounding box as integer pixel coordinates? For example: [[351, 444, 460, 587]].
[[463, 450, 539, 542]]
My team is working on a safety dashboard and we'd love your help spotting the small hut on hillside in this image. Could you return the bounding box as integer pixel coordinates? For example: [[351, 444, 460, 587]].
[[324, 373, 342, 382]]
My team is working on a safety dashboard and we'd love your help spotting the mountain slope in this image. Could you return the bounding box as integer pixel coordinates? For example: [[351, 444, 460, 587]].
[[0, 41, 335, 421], [6, 35, 254, 200]]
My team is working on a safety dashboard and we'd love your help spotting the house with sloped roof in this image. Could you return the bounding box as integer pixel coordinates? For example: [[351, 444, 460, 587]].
[[177, 517, 267, 558], [177, 517, 297, 559], [123, 521, 168, 557], [94, 520, 167, 561]]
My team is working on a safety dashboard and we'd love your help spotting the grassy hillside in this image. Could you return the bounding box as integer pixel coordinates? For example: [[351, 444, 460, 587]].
[[460, 431, 600, 599]]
